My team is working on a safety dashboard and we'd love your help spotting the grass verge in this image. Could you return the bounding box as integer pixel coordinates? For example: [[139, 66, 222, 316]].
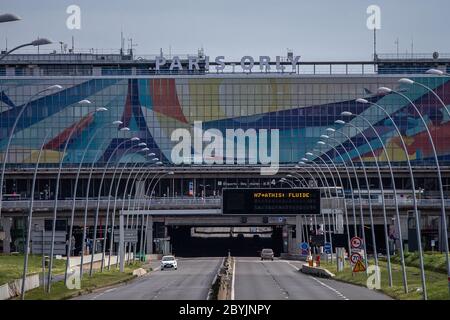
[[22, 262, 145, 300], [0, 254, 65, 286], [321, 257, 449, 300]]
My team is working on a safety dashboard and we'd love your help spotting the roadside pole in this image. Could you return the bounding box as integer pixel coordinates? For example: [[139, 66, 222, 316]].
[[335, 207, 345, 272], [119, 213, 125, 272]]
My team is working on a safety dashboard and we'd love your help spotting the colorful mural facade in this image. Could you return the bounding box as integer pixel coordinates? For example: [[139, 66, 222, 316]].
[[0, 75, 449, 167]]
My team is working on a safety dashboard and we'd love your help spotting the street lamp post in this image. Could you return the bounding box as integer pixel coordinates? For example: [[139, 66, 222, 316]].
[[79, 135, 137, 279], [20, 130, 50, 299], [319, 138, 359, 238], [314, 145, 352, 266], [107, 154, 157, 269], [397, 77, 450, 295], [342, 109, 408, 292], [99, 148, 152, 271], [382, 84, 447, 295], [305, 157, 338, 255], [101, 151, 153, 271], [356, 98, 427, 298], [299, 160, 334, 258], [88, 142, 146, 276], [46, 101, 107, 292], [0, 38, 53, 60], [64, 119, 122, 284], [326, 128, 378, 269], [337, 119, 393, 286]]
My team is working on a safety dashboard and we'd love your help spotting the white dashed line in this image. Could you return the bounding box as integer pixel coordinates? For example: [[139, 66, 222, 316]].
[[310, 277, 350, 300], [282, 260, 349, 301]]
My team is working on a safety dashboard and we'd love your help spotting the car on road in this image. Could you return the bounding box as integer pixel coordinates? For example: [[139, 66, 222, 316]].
[[260, 248, 274, 261], [161, 255, 178, 270]]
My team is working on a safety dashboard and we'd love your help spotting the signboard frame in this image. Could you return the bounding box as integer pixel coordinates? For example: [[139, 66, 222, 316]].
[[222, 188, 321, 216]]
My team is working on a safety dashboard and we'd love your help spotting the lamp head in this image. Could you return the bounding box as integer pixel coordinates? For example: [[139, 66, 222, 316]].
[[335, 120, 346, 125], [31, 38, 52, 46], [47, 84, 63, 91], [141, 147, 150, 152], [0, 13, 21, 23], [301, 158, 308, 162], [426, 68, 444, 76], [378, 87, 392, 94], [320, 135, 329, 139], [138, 142, 147, 147], [399, 78, 415, 85], [95, 107, 108, 112], [317, 141, 326, 145], [306, 152, 314, 156], [356, 98, 369, 104], [130, 137, 140, 142], [112, 120, 123, 125], [120, 127, 130, 131], [341, 111, 353, 117], [148, 153, 156, 156], [78, 99, 92, 105], [326, 128, 336, 133]]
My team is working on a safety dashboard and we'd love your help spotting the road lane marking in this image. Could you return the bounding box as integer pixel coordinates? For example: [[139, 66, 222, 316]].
[[310, 277, 350, 300], [282, 260, 349, 300], [261, 261, 290, 299], [283, 260, 300, 271]]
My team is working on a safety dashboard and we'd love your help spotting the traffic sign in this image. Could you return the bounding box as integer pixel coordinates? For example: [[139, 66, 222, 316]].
[[324, 242, 332, 254], [299, 242, 309, 256], [113, 229, 138, 243], [350, 252, 362, 265], [352, 260, 366, 273], [350, 236, 363, 249]]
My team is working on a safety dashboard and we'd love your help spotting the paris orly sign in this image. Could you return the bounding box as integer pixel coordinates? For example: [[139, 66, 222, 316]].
[[154, 55, 301, 72]]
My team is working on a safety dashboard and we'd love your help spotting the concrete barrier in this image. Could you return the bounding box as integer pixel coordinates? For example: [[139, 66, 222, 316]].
[[132, 268, 147, 277], [300, 264, 335, 279], [0, 273, 40, 300]]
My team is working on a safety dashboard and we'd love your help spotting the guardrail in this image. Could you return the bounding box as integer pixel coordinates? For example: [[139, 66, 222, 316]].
[[0, 197, 222, 211], [1, 197, 449, 212]]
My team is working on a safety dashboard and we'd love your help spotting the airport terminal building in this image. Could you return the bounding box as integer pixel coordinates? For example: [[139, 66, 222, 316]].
[[1, 51, 449, 256]]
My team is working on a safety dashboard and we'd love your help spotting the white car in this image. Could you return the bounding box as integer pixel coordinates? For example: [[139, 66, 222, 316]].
[[160, 255, 178, 270]]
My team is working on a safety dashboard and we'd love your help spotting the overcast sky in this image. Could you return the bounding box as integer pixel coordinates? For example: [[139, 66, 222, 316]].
[[1, 0, 449, 60]]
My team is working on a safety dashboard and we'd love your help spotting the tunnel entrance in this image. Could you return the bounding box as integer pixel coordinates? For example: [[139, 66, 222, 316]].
[[168, 226, 284, 257]]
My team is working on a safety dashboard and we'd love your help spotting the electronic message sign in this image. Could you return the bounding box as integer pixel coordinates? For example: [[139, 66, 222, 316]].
[[222, 188, 321, 215]]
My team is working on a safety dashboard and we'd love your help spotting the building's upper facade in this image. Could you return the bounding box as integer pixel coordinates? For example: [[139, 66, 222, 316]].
[[0, 52, 449, 168]]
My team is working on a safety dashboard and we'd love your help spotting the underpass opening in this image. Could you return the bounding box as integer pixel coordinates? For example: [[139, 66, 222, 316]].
[[168, 225, 284, 257]]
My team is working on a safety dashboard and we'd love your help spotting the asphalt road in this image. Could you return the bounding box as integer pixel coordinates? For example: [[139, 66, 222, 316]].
[[233, 257, 392, 300], [74, 257, 223, 300]]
